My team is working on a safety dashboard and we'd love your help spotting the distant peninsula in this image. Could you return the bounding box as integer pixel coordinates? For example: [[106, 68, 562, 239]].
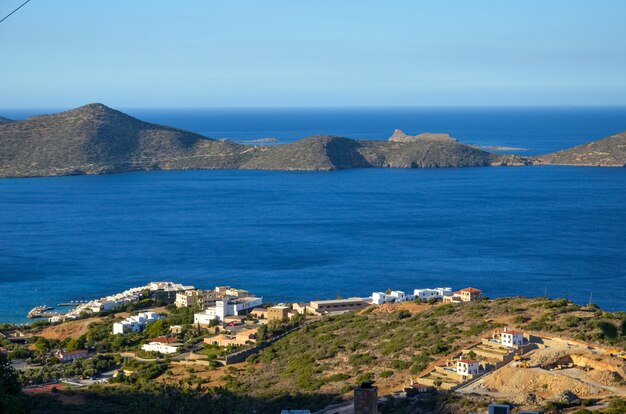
[[0, 103, 624, 178]]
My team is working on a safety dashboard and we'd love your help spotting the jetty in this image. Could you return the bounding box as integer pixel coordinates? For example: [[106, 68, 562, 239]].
[[58, 301, 89, 307], [27, 305, 57, 319]]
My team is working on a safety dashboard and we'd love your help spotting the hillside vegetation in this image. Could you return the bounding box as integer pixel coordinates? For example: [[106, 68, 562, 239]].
[[538, 131, 626, 166], [4, 297, 626, 414]]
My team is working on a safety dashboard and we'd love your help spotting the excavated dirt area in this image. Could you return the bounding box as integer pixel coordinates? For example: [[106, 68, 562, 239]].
[[458, 345, 626, 405]]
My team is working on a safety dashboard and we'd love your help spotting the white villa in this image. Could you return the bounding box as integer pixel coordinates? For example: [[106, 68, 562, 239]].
[[113, 311, 161, 334], [456, 359, 480, 376], [194, 296, 262, 326], [413, 287, 452, 301], [141, 337, 182, 354], [372, 287, 453, 305], [501, 328, 524, 348]]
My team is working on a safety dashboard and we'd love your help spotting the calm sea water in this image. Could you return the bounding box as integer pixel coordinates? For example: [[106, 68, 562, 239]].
[[1, 107, 626, 323]]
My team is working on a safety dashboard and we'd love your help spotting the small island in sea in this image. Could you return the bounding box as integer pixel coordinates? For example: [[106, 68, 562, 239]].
[[0, 104, 625, 178]]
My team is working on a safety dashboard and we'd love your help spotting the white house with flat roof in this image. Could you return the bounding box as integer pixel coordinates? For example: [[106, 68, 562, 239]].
[[113, 311, 161, 334], [372, 292, 393, 305], [142, 342, 180, 354], [194, 296, 262, 325], [413, 287, 452, 301]]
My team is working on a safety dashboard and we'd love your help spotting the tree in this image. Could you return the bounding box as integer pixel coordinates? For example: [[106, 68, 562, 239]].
[[146, 319, 166, 338], [0, 353, 25, 413], [34, 337, 49, 354], [66, 338, 80, 352], [598, 321, 618, 340], [620, 318, 626, 337]]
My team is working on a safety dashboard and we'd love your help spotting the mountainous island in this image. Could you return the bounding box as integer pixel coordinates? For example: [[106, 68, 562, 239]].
[[0, 104, 624, 178]]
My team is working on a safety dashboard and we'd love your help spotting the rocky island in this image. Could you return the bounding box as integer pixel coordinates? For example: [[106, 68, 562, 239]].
[[0, 103, 624, 178]]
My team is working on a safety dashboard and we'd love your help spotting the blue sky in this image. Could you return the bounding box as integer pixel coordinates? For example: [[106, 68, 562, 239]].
[[2, 0, 626, 107]]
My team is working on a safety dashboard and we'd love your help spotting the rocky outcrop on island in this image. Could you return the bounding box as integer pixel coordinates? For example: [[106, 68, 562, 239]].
[[389, 129, 458, 143], [0, 116, 13, 124], [536, 131, 626, 167], [0, 104, 493, 177]]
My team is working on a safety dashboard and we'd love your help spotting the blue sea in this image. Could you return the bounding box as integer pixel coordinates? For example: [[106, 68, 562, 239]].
[[1, 107, 626, 323]]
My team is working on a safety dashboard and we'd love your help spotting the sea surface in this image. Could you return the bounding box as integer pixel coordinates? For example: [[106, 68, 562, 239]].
[[1, 107, 626, 323]]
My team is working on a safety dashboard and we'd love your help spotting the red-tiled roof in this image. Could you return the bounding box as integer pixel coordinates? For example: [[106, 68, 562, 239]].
[[503, 330, 523, 335], [151, 336, 178, 344], [457, 359, 479, 364], [459, 287, 482, 293], [411, 383, 430, 389]]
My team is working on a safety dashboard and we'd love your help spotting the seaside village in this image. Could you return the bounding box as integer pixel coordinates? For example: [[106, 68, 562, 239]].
[[4, 282, 625, 414]]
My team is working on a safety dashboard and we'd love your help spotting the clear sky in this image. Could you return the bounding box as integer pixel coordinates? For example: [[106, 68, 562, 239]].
[[2, 0, 626, 108]]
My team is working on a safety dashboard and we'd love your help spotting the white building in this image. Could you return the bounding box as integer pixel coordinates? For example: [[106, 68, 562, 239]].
[[142, 342, 180, 354], [501, 328, 524, 348], [413, 287, 452, 301], [389, 290, 410, 302], [372, 290, 412, 304], [215, 296, 263, 320], [194, 308, 218, 326], [372, 292, 394, 305], [194, 296, 262, 325], [456, 359, 480, 376], [113, 311, 161, 334]]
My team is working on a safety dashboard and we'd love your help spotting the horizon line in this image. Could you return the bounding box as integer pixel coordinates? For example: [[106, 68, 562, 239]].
[[3, 103, 626, 112]]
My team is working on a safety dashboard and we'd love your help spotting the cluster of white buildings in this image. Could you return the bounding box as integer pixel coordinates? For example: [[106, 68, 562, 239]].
[[113, 311, 162, 334], [371, 287, 453, 305], [371, 287, 483, 305], [50, 281, 193, 323], [194, 296, 263, 326]]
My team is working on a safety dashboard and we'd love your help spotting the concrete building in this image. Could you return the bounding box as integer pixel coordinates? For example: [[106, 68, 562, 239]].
[[268, 304, 291, 321], [194, 296, 263, 326], [309, 298, 370, 314], [251, 308, 269, 319], [292, 302, 314, 315], [204, 328, 258, 347], [175, 286, 250, 309], [488, 404, 511, 414], [175, 290, 201, 308], [55, 349, 88, 363], [456, 359, 480, 376], [501, 328, 524, 348], [215, 286, 250, 298], [194, 308, 218, 326], [113, 311, 161, 334], [354, 382, 378, 414], [444, 287, 482, 303]]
